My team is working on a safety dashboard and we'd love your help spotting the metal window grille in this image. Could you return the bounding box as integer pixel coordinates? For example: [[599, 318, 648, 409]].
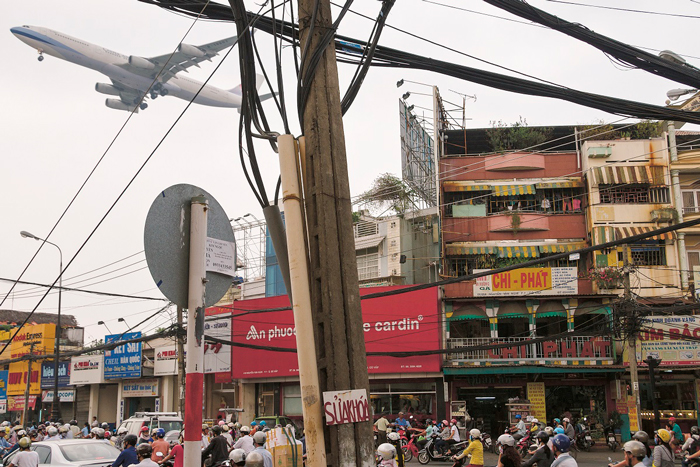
[[600, 185, 669, 204], [682, 190, 700, 214], [354, 220, 378, 238], [630, 242, 666, 266]]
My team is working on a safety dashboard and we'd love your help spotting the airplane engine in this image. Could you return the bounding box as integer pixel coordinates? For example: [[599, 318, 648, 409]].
[[128, 55, 155, 70], [178, 43, 206, 58], [105, 99, 138, 112], [95, 83, 121, 96]]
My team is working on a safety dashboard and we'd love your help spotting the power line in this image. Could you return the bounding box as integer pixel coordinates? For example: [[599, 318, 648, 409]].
[[0, 277, 166, 302], [543, 0, 700, 19]]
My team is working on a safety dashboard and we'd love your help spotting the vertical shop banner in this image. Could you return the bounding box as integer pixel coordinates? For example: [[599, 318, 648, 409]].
[[40, 361, 70, 388], [69, 355, 105, 385], [627, 398, 640, 432], [527, 382, 546, 421], [7, 362, 40, 396], [637, 316, 700, 366], [104, 332, 142, 379], [154, 346, 179, 376], [0, 371, 7, 400], [230, 286, 441, 378], [204, 309, 232, 381]]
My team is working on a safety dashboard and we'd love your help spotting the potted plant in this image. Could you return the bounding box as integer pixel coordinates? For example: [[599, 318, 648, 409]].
[[587, 267, 625, 289]]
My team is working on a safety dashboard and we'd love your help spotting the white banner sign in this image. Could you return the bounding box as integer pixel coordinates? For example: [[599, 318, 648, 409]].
[[205, 317, 231, 374], [322, 389, 370, 425], [42, 389, 75, 403], [69, 355, 105, 385], [206, 237, 236, 277], [154, 346, 178, 376], [122, 378, 159, 398]]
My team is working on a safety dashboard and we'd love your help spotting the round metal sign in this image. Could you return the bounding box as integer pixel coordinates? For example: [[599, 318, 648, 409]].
[[144, 184, 236, 308]]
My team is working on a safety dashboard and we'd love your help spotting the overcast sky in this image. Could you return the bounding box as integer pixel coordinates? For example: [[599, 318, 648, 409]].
[[2, 0, 699, 343]]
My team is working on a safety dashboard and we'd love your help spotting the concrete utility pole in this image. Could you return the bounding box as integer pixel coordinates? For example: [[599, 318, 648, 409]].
[[21, 341, 37, 426], [623, 249, 641, 432], [297, 0, 374, 465], [644, 356, 662, 428], [177, 305, 186, 416]]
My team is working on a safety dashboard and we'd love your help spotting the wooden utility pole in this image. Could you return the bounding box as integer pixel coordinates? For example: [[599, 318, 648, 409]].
[[623, 248, 641, 432], [21, 341, 37, 426], [177, 306, 186, 416], [297, 0, 374, 465]]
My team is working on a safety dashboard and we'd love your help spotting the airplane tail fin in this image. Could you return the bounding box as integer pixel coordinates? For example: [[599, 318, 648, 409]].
[[229, 73, 266, 95]]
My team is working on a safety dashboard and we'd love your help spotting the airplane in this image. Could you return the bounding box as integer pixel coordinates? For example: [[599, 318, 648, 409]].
[[10, 25, 261, 112]]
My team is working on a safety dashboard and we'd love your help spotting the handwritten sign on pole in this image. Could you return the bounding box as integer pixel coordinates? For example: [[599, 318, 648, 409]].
[[322, 389, 370, 425], [205, 237, 236, 277]]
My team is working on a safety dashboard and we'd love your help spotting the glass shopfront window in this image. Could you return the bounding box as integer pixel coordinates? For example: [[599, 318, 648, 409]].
[[370, 382, 436, 421]]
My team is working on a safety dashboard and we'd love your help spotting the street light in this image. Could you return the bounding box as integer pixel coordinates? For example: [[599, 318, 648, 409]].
[[667, 88, 698, 102], [20, 230, 62, 421], [118, 317, 131, 330], [97, 321, 112, 334]]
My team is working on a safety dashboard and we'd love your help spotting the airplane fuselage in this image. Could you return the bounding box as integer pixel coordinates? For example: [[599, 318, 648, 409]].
[[10, 25, 242, 108]]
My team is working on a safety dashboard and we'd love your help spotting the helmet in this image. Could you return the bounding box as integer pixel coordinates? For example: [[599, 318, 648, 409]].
[[70, 420, 77, 425], [692, 427, 700, 436], [47, 426, 58, 436], [211, 426, 222, 436], [124, 434, 138, 446], [202, 424, 209, 431], [250, 421, 257, 427], [624, 440, 647, 458], [451, 419, 457, 424], [377, 443, 397, 460], [669, 417, 676, 423], [388, 432, 400, 441], [551, 434, 571, 452], [442, 420, 449, 426], [656, 429, 672, 444], [234, 422, 241, 429], [18, 437, 31, 449], [470, 429, 481, 439], [536, 431, 549, 441], [218, 420, 226, 426], [497, 434, 515, 447], [544, 427, 554, 436], [136, 443, 153, 458], [95, 428, 105, 439], [141, 426, 149, 433], [228, 422, 235, 428], [633, 431, 650, 444], [252, 431, 266, 445], [230, 448, 247, 463], [554, 427, 565, 435], [118, 427, 128, 435], [244, 451, 264, 467], [531, 419, 539, 424], [151, 428, 159, 436], [59, 425, 68, 433], [554, 418, 561, 423], [240, 426, 251, 434], [426, 419, 432, 424], [563, 418, 570, 423], [259, 421, 266, 426], [515, 414, 521, 419], [156, 428, 165, 438], [17, 430, 26, 437], [101, 422, 109, 428]]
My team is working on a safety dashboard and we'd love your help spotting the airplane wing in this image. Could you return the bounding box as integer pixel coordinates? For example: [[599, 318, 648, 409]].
[[120, 36, 238, 83], [102, 79, 147, 112]]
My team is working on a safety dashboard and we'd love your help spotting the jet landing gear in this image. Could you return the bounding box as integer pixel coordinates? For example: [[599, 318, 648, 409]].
[[37, 51, 44, 61]]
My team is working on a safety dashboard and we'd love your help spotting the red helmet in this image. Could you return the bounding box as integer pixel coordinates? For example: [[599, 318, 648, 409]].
[[140, 426, 149, 433], [669, 417, 676, 423], [451, 419, 457, 424]]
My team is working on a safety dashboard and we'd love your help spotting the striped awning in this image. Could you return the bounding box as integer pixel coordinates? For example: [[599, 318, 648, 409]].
[[443, 181, 492, 192], [445, 244, 496, 255], [592, 226, 616, 245], [614, 226, 676, 241], [538, 242, 587, 253], [491, 185, 536, 196], [535, 180, 584, 189], [496, 246, 540, 258], [590, 165, 665, 186]]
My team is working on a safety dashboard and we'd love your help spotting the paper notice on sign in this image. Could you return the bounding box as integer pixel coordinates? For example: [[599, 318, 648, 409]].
[[322, 389, 370, 425], [206, 237, 236, 277]]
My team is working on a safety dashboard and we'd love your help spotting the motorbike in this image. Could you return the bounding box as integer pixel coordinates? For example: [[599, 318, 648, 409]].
[[394, 426, 410, 447], [605, 425, 619, 452], [481, 431, 494, 453], [575, 429, 592, 452], [402, 433, 422, 463], [515, 430, 532, 458], [418, 433, 468, 464]]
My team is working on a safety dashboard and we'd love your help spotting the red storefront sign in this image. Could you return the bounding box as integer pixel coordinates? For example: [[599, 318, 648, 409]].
[[231, 286, 441, 378], [8, 395, 37, 412]]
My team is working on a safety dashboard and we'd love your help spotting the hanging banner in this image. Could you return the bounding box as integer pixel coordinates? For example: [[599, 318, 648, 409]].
[[8, 395, 37, 412], [41, 362, 70, 388], [42, 389, 75, 403], [122, 378, 159, 398], [104, 332, 142, 379], [7, 362, 40, 396], [527, 382, 547, 421], [0, 371, 7, 400], [637, 316, 700, 366], [154, 346, 178, 376], [69, 355, 105, 385]]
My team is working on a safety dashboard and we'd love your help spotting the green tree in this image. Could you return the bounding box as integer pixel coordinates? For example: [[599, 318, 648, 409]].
[[356, 173, 415, 215], [486, 116, 553, 152]]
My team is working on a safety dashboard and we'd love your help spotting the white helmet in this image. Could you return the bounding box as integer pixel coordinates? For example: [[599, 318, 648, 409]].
[[59, 425, 68, 433], [252, 431, 266, 445], [244, 451, 264, 467], [470, 429, 481, 438], [240, 426, 251, 434], [563, 418, 570, 423], [388, 432, 400, 441], [118, 427, 128, 435], [531, 419, 539, 424], [47, 426, 58, 436], [17, 430, 26, 437], [230, 448, 246, 463], [377, 443, 396, 460], [95, 428, 105, 439], [497, 434, 515, 446]]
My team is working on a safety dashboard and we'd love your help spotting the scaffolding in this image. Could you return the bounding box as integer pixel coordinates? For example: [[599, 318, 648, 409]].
[[231, 214, 267, 281]]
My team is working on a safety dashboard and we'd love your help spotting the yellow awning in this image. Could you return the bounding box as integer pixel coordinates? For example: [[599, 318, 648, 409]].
[[535, 180, 584, 189], [443, 181, 492, 192], [445, 244, 496, 255], [491, 185, 536, 196], [496, 246, 540, 258], [538, 242, 587, 253], [614, 226, 675, 241]]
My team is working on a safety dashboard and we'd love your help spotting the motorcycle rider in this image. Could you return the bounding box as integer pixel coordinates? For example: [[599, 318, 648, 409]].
[[415, 419, 434, 452], [553, 419, 563, 430], [7, 437, 38, 467], [497, 434, 521, 467], [682, 427, 700, 467], [394, 412, 411, 430], [387, 432, 406, 467], [150, 429, 170, 464], [654, 429, 675, 467], [452, 428, 483, 467], [232, 426, 254, 454], [435, 420, 452, 455], [202, 425, 228, 467], [551, 434, 577, 467], [669, 418, 684, 448], [562, 419, 575, 441], [623, 441, 647, 467], [229, 449, 247, 467], [112, 434, 138, 467], [530, 419, 541, 435], [134, 443, 158, 467], [511, 414, 527, 441], [523, 431, 554, 467], [222, 425, 234, 448], [608, 431, 652, 467], [251, 432, 272, 467], [377, 443, 397, 467]]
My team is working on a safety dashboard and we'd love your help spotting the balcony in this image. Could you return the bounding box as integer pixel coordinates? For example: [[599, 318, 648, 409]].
[[445, 335, 615, 366], [488, 213, 549, 232], [442, 213, 586, 243]]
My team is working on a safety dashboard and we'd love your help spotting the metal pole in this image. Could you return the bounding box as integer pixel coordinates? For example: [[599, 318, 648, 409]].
[[51, 246, 63, 421], [277, 135, 326, 467], [183, 196, 208, 467], [645, 356, 661, 428]]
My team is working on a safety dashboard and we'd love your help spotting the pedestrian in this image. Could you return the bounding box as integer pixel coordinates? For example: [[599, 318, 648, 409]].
[[374, 413, 390, 446], [653, 430, 675, 467], [7, 437, 38, 467], [550, 434, 576, 467], [134, 443, 158, 467], [232, 426, 254, 454], [112, 434, 138, 467], [452, 428, 484, 467], [497, 434, 522, 467], [91, 417, 99, 428], [251, 432, 272, 467]]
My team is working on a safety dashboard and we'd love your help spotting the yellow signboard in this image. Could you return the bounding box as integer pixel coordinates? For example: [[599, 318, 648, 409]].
[[627, 399, 640, 432], [474, 267, 578, 297], [8, 324, 55, 359], [7, 362, 41, 396], [527, 382, 547, 421]]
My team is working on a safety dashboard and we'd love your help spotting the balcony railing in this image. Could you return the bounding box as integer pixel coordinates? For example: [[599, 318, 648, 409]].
[[446, 335, 614, 364]]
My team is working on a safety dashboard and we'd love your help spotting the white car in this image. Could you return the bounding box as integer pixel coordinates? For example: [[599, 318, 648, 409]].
[[1, 439, 120, 467]]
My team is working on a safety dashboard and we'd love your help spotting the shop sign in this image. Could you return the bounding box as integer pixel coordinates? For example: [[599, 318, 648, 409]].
[[0, 371, 7, 400], [9, 324, 55, 359], [154, 346, 178, 376], [637, 316, 700, 366], [42, 389, 75, 403], [527, 382, 546, 421], [40, 362, 70, 388], [204, 312, 231, 376], [104, 332, 142, 379], [69, 355, 105, 385], [322, 389, 370, 425], [230, 286, 441, 378], [0, 400, 6, 414], [463, 375, 513, 386], [473, 267, 578, 297], [7, 362, 41, 396], [122, 378, 159, 397], [8, 395, 37, 411], [628, 399, 640, 431]]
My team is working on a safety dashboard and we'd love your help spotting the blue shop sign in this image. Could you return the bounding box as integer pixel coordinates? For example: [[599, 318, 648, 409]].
[[104, 332, 142, 379], [40, 362, 70, 388], [0, 371, 7, 399]]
